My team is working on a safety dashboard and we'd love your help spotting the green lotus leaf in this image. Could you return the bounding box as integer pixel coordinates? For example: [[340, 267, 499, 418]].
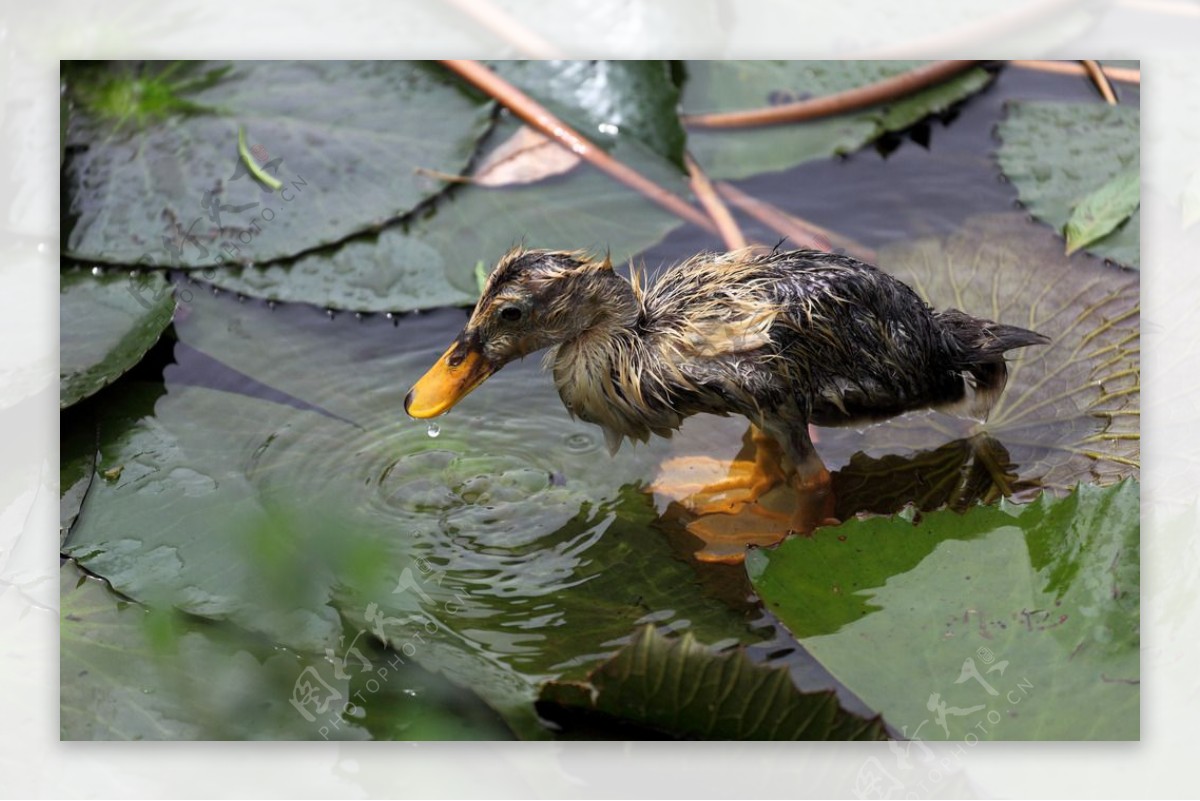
[[682, 60, 992, 180], [1064, 168, 1140, 256], [537, 625, 887, 740], [59, 267, 175, 408], [60, 562, 508, 740], [60, 412, 96, 543], [996, 101, 1140, 268], [492, 60, 686, 169], [205, 119, 685, 312], [62, 61, 492, 268], [746, 481, 1139, 740], [60, 560, 360, 740]]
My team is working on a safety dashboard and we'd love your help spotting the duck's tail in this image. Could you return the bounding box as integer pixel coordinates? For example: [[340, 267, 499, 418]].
[[936, 309, 1050, 421]]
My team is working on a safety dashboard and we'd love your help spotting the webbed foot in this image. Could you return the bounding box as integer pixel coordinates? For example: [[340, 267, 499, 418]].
[[651, 423, 839, 564], [650, 427, 785, 515], [684, 463, 838, 563]]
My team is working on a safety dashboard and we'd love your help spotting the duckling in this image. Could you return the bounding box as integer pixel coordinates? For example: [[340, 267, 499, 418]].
[[405, 247, 1048, 548]]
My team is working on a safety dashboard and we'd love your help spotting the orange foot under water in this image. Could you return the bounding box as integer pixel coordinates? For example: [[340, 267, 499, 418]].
[[650, 426, 838, 564]]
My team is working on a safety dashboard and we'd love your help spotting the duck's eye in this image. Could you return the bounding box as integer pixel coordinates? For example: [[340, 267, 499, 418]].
[[499, 306, 523, 323]]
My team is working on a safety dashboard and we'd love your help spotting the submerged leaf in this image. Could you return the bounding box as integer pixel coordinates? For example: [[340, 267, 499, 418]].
[[62, 61, 492, 268], [854, 213, 1139, 497], [59, 267, 175, 408], [831, 433, 1033, 519], [746, 481, 1139, 740], [537, 625, 887, 740], [996, 101, 1140, 268], [60, 561, 506, 740], [1064, 168, 1139, 255], [682, 61, 992, 180], [60, 561, 362, 740]]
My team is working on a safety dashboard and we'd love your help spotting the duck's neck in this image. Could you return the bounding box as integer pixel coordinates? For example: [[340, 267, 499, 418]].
[[558, 269, 641, 337], [550, 273, 650, 448], [551, 271, 641, 375]]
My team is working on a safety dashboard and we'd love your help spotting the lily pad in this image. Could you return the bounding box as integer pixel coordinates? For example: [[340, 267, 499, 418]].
[[681, 61, 993, 180], [62, 61, 492, 268], [996, 101, 1140, 268], [846, 213, 1139, 499], [746, 481, 1139, 740], [1064, 168, 1140, 256], [537, 625, 887, 740], [60, 413, 97, 543], [61, 561, 508, 740], [59, 267, 176, 408], [205, 120, 686, 311], [492, 61, 687, 169], [60, 560, 356, 740], [62, 286, 766, 737]]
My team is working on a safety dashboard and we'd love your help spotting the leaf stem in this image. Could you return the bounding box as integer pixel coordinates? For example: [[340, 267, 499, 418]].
[[681, 61, 981, 129], [440, 60, 717, 234], [1081, 59, 1119, 104], [714, 181, 877, 262], [1011, 60, 1140, 84], [685, 154, 747, 250], [237, 126, 282, 191], [413, 166, 474, 185]]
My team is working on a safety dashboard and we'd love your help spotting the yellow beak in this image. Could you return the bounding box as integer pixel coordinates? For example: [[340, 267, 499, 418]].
[[404, 339, 495, 418]]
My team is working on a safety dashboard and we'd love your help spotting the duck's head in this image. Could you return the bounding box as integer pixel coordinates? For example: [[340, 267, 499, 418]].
[[404, 248, 629, 418]]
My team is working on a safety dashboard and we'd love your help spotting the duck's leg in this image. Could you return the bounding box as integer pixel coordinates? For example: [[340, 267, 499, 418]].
[[777, 422, 837, 533], [650, 425, 787, 515], [677, 423, 837, 564]]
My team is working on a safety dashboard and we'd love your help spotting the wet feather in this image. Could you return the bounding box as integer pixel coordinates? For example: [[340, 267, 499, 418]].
[[461, 246, 1049, 462]]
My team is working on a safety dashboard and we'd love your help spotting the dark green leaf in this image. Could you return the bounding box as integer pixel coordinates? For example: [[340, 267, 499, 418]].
[[493, 61, 687, 169], [61, 561, 507, 740], [537, 625, 887, 740], [996, 101, 1140, 268], [62, 61, 492, 268], [1064, 168, 1139, 255], [746, 481, 1139, 740], [60, 561, 363, 740], [682, 61, 992, 179], [60, 412, 96, 543], [59, 267, 175, 408], [205, 119, 685, 311]]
